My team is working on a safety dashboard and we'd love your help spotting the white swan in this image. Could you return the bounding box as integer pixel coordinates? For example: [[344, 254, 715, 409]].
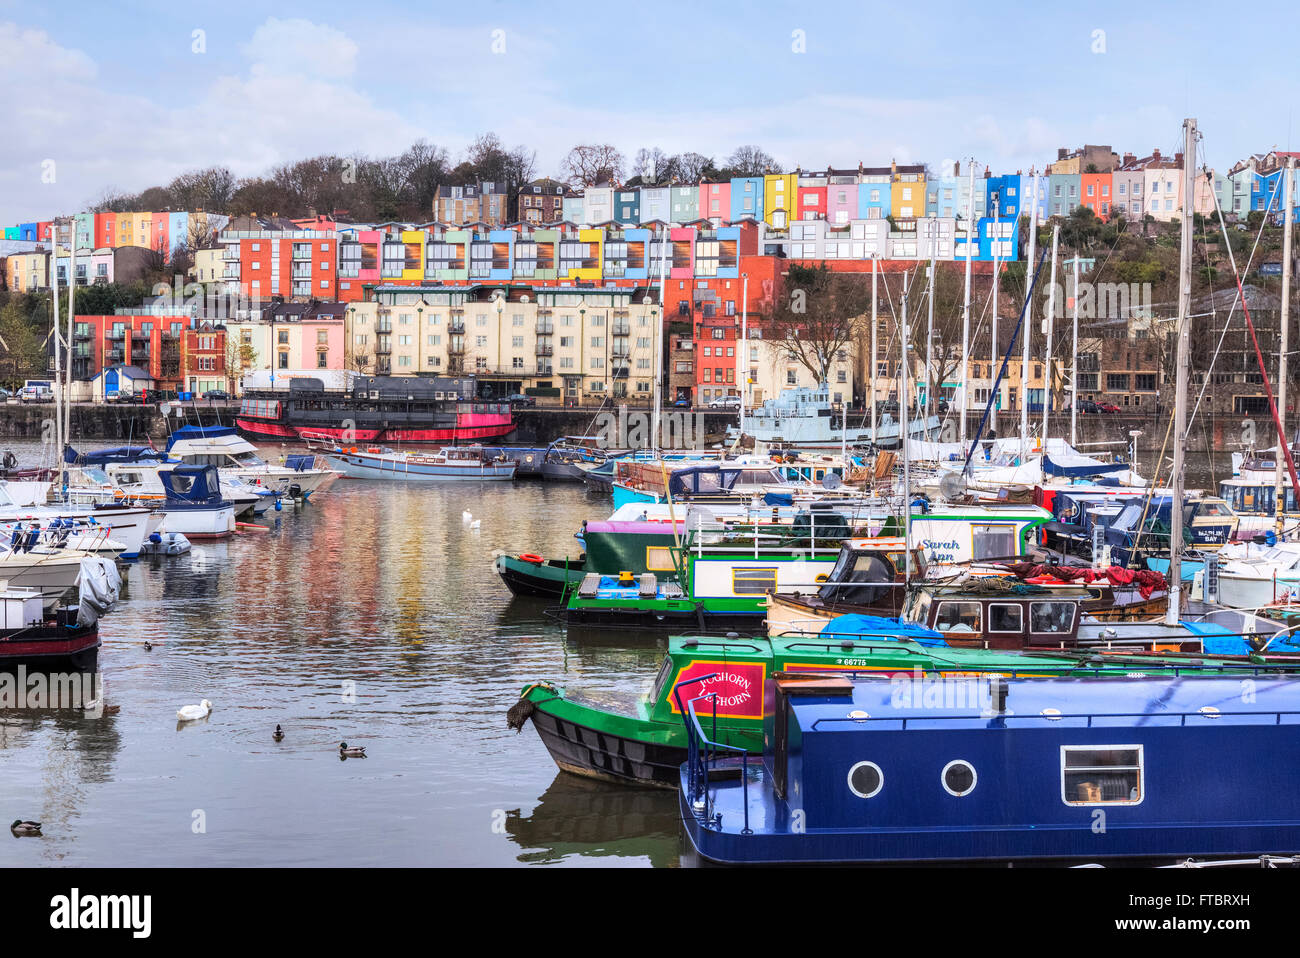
[[177, 699, 212, 722], [470, 519, 481, 531], [462, 511, 473, 524]]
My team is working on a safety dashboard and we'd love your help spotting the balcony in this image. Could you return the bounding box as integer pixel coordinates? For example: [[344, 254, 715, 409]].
[[107, 330, 125, 341], [611, 347, 630, 359], [376, 320, 393, 334], [448, 342, 466, 355], [292, 246, 311, 261], [448, 321, 465, 335], [612, 323, 631, 337], [536, 345, 553, 357], [375, 339, 392, 355], [536, 321, 554, 335], [612, 367, 630, 379]]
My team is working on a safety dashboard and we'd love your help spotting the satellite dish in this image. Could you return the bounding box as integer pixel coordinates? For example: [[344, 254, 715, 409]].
[[821, 472, 843, 490], [938, 471, 966, 500], [520, 294, 530, 303], [683, 506, 717, 528]]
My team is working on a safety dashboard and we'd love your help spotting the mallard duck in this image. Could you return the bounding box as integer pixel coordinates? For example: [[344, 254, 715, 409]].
[[177, 699, 212, 722], [272, 724, 284, 741], [10, 820, 41, 836], [339, 741, 366, 757], [143, 640, 152, 651]]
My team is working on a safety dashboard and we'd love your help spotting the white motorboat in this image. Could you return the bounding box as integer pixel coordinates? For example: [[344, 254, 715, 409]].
[[0, 481, 158, 559], [164, 425, 337, 498]]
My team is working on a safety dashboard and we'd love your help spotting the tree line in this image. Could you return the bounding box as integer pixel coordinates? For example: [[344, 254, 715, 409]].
[[88, 138, 783, 227]]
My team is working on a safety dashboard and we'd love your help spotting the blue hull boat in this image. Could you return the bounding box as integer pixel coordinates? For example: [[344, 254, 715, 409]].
[[679, 673, 1300, 866]]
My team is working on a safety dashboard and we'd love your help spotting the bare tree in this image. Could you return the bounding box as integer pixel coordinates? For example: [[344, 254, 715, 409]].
[[560, 144, 626, 187], [768, 263, 872, 383], [726, 145, 777, 177], [673, 152, 713, 184]]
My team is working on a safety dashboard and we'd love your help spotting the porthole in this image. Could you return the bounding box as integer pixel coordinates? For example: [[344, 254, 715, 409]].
[[942, 759, 977, 797], [847, 761, 883, 798]]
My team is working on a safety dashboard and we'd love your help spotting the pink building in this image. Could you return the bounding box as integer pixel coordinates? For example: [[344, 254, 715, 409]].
[[698, 181, 731, 225]]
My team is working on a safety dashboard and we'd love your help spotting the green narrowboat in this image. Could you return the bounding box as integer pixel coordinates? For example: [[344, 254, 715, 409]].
[[511, 624, 1300, 789]]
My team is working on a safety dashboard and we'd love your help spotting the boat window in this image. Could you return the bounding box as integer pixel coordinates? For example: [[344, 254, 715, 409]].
[[650, 656, 675, 704], [988, 603, 1023, 633], [908, 592, 933, 625], [733, 567, 777, 595], [972, 524, 1017, 560], [1196, 500, 1233, 517], [847, 761, 883, 799], [934, 601, 981, 633], [942, 760, 977, 797], [645, 547, 675, 572], [1030, 601, 1075, 634], [1061, 746, 1143, 805]]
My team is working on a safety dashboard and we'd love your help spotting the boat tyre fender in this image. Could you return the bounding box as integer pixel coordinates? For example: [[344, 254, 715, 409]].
[[507, 683, 559, 732], [519, 553, 544, 564]]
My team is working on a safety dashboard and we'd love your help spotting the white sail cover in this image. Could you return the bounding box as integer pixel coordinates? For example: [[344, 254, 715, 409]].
[[76, 555, 121, 626]]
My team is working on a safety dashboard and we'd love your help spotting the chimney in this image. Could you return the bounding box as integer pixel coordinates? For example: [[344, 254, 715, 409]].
[[1152, 148, 1161, 161], [1174, 152, 1184, 167], [1057, 148, 1068, 160], [891, 159, 897, 174], [1123, 153, 1136, 166]]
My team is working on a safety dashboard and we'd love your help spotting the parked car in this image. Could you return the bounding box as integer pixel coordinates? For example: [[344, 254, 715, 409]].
[[708, 396, 741, 409], [672, 398, 692, 408], [1076, 398, 1099, 414], [1096, 402, 1121, 414], [203, 389, 230, 401], [507, 394, 537, 407], [876, 400, 901, 417]]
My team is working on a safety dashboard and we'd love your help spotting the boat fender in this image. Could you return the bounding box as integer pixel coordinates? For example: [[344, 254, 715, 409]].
[[519, 553, 544, 564]]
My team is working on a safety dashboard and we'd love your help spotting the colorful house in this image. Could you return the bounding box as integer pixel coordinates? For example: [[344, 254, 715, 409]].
[[729, 177, 763, 223], [762, 173, 797, 228], [890, 163, 926, 219]]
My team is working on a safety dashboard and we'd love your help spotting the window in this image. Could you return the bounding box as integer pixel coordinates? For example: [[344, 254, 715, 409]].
[[972, 524, 1017, 560], [1061, 746, 1143, 806], [1031, 601, 1075, 634], [941, 760, 977, 797], [988, 603, 1023, 633], [732, 567, 777, 595], [847, 761, 883, 799], [935, 602, 980, 633]]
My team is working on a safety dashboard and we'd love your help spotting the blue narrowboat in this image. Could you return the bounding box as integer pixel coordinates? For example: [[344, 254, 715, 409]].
[[679, 673, 1300, 865]]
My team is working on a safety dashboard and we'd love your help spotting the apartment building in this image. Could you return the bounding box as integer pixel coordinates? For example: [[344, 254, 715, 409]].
[[434, 182, 508, 227], [515, 178, 569, 225]]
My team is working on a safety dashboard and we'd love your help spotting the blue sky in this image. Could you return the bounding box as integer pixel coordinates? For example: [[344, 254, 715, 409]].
[[3, 0, 1296, 223]]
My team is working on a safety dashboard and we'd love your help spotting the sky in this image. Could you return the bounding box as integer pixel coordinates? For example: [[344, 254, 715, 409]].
[[3, 0, 1298, 223]]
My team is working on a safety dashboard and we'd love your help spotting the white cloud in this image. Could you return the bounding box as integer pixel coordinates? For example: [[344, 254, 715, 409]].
[[242, 17, 358, 78]]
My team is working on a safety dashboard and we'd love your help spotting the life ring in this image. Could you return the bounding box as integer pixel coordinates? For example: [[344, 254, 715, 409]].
[[519, 553, 544, 564]]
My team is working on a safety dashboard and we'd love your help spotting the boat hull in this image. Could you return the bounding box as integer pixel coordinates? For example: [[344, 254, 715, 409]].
[[235, 418, 516, 445], [325, 452, 517, 481], [494, 554, 586, 599], [529, 704, 689, 790], [0, 622, 100, 673]]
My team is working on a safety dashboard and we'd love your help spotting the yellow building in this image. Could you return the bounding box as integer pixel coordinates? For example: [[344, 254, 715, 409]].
[[890, 163, 927, 219], [346, 287, 660, 402], [191, 247, 226, 285], [762, 173, 798, 228], [3, 249, 50, 292]]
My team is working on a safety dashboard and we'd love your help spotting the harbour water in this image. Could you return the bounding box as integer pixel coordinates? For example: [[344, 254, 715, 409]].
[[0, 443, 680, 867]]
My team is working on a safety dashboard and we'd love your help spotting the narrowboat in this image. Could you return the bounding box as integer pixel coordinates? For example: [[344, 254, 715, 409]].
[[1100, 495, 1237, 567], [236, 374, 515, 445], [324, 444, 517, 481], [514, 628, 1300, 789], [680, 673, 1300, 865]]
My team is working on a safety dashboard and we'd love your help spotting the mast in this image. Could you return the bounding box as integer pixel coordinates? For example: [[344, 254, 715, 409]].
[[739, 272, 748, 439], [1020, 173, 1039, 460], [961, 160, 975, 454], [652, 224, 668, 455], [901, 269, 911, 588], [1042, 224, 1061, 445], [870, 255, 878, 441], [925, 244, 936, 422], [991, 199, 1000, 438], [51, 228, 63, 469], [1071, 255, 1081, 447], [1166, 117, 1197, 626], [1276, 155, 1295, 534], [66, 238, 76, 451]]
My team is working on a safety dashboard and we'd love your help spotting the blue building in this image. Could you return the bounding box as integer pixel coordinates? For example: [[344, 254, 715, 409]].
[[729, 177, 764, 222], [615, 188, 640, 226], [857, 168, 892, 220]]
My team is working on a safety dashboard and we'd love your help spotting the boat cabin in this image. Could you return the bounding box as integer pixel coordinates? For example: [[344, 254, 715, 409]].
[[902, 583, 1091, 650]]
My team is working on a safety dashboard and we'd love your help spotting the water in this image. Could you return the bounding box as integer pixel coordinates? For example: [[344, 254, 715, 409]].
[[0, 444, 682, 867], [0, 440, 1235, 867]]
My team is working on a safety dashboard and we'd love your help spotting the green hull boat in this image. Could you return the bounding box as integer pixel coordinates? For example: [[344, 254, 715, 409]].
[[511, 632, 1300, 788]]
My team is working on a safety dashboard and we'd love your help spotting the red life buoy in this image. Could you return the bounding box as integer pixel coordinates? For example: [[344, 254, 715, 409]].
[[519, 554, 544, 564]]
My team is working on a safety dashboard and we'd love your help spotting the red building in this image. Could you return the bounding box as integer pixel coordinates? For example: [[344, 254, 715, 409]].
[[181, 323, 227, 395], [239, 236, 337, 300], [71, 313, 193, 390]]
